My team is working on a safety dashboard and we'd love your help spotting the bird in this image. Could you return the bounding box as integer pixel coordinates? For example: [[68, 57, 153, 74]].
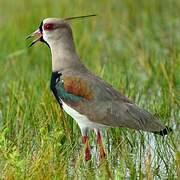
[[26, 14, 172, 161]]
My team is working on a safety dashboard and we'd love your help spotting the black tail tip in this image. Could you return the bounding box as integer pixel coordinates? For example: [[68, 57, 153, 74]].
[[154, 126, 173, 136]]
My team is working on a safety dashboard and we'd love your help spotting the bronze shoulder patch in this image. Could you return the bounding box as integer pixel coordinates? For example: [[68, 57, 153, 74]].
[[63, 76, 93, 100]]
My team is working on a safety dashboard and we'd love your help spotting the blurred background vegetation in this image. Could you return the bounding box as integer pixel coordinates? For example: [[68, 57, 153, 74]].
[[0, 0, 179, 179]]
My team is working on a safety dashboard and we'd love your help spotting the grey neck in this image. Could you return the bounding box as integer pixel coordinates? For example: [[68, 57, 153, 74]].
[[49, 35, 80, 72]]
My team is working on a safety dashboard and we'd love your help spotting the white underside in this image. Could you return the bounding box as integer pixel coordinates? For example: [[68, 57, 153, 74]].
[[62, 101, 107, 135]]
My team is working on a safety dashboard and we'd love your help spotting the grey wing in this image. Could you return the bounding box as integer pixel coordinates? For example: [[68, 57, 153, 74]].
[[64, 67, 132, 102], [89, 73, 132, 102], [76, 100, 166, 133]]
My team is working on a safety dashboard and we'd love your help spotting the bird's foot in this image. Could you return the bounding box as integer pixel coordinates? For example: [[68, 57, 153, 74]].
[[97, 130, 106, 160], [82, 135, 88, 144], [82, 135, 91, 161], [85, 146, 91, 161], [99, 146, 106, 160]]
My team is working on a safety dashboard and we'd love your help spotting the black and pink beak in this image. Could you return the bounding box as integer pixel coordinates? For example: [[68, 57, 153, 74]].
[[26, 21, 45, 47], [26, 29, 43, 47]]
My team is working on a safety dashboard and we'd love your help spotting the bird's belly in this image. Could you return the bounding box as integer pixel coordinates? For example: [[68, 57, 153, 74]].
[[62, 101, 107, 130]]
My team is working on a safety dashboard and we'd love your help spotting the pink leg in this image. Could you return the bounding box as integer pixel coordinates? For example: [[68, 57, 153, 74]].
[[82, 136, 91, 161], [97, 130, 106, 159]]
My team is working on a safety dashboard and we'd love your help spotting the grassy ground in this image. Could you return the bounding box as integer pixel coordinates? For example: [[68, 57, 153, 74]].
[[0, 0, 179, 179]]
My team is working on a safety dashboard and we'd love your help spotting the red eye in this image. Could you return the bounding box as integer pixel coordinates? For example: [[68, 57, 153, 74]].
[[44, 23, 54, 31]]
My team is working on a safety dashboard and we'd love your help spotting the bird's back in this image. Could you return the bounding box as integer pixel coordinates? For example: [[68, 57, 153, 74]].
[[55, 64, 171, 135]]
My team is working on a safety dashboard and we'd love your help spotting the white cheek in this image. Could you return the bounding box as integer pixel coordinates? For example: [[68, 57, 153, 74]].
[[42, 29, 59, 46], [43, 31, 55, 47], [43, 31, 49, 42]]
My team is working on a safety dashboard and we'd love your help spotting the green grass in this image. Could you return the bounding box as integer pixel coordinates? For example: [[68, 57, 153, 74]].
[[0, 0, 179, 179]]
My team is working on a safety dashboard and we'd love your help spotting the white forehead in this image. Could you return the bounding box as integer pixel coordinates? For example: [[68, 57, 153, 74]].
[[43, 18, 63, 24]]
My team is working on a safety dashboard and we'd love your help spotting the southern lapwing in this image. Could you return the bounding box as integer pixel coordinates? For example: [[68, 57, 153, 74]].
[[27, 15, 172, 161]]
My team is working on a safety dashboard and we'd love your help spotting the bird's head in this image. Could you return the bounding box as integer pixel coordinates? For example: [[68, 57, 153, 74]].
[[26, 15, 96, 48]]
